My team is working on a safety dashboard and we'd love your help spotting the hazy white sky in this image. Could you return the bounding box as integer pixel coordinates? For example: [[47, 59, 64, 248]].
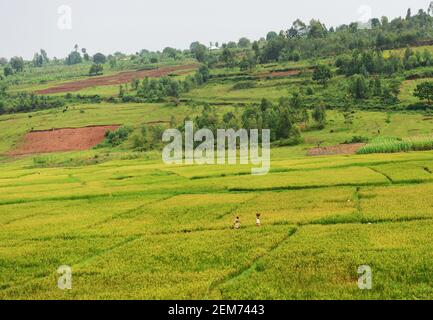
[[0, 0, 431, 59]]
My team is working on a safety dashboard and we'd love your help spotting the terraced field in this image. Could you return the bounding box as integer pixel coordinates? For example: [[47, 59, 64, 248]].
[[2, 22, 433, 300], [1, 146, 433, 299]]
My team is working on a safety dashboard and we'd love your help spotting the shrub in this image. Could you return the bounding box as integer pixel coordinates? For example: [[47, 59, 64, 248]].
[[89, 64, 103, 76], [97, 126, 132, 148], [344, 136, 369, 144]]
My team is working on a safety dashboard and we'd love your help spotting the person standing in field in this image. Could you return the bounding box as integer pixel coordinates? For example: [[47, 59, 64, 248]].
[[234, 216, 241, 229], [256, 213, 261, 227]]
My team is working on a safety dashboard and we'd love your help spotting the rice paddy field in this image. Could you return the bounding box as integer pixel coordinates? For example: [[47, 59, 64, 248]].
[[1, 99, 433, 299], [1, 145, 433, 299]]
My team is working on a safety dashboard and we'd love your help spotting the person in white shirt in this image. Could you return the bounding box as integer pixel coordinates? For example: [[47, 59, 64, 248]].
[[234, 216, 241, 229]]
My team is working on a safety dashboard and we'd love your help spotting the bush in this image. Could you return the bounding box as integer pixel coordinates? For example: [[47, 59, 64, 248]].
[[132, 125, 165, 151], [97, 126, 132, 148], [89, 64, 103, 76], [344, 136, 369, 144]]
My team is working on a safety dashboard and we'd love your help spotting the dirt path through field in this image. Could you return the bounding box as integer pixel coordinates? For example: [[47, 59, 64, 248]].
[[36, 64, 197, 95], [307, 143, 366, 156]]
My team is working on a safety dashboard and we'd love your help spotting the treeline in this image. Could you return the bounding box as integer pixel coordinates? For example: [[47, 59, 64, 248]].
[[0, 90, 65, 115], [120, 97, 328, 152], [185, 7, 433, 68], [3, 6, 433, 80], [0, 86, 105, 115], [256, 8, 433, 62], [336, 47, 433, 77], [181, 97, 326, 145], [119, 65, 210, 102]]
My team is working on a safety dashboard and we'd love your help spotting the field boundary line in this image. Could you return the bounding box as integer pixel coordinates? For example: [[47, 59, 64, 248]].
[[216, 194, 260, 219], [367, 167, 394, 184], [84, 194, 176, 229], [205, 227, 298, 298]]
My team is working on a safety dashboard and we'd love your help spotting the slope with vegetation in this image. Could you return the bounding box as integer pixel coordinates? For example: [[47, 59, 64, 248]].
[[1, 5, 433, 300]]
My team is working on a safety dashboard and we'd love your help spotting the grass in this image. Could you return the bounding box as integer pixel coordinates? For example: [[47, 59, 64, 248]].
[[1, 145, 433, 298], [0, 103, 236, 154], [357, 135, 433, 154], [2, 57, 433, 299]]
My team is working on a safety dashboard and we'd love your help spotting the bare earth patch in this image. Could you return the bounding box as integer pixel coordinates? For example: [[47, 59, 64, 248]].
[[9, 125, 120, 155], [36, 64, 197, 95], [257, 69, 302, 79], [307, 143, 366, 156]]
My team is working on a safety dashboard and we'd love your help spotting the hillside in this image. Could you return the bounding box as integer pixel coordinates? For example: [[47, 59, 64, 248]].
[[1, 5, 433, 300]]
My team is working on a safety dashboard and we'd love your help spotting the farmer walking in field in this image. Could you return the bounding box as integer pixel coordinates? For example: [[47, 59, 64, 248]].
[[256, 213, 261, 227], [234, 216, 241, 230]]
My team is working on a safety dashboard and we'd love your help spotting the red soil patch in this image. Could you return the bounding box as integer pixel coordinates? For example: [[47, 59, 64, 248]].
[[36, 64, 197, 95], [307, 143, 366, 156], [269, 69, 302, 77], [9, 125, 120, 156]]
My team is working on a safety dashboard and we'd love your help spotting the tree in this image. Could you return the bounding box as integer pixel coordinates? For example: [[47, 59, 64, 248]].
[[349, 74, 369, 100], [197, 65, 210, 83], [40, 49, 49, 63], [32, 50, 48, 67], [10, 57, 24, 72], [371, 18, 381, 28], [108, 55, 117, 68], [312, 64, 332, 87], [372, 77, 382, 96], [308, 19, 327, 38], [226, 41, 238, 49], [287, 19, 307, 38], [301, 108, 310, 124], [0, 83, 7, 96], [4, 65, 13, 76], [33, 52, 44, 67], [82, 48, 90, 61], [429, 2, 433, 16], [0, 57, 7, 65], [163, 47, 178, 59], [252, 41, 260, 56], [289, 92, 303, 109], [220, 48, 236, 68], [89, 63, 103, 76], [93, 53, 106, 64], [312, 105, 326, 128], [131, 78, 140, 90], [238, 37, 251, 48], [239, 52, 256, 71], [190, 42, 208, 62], [118, 85, 125, 98], [406, 8, 412, 20], [65, 51, 82, 65], [414, 81, 433, 104], [266, 31, 278, 41], [276, 109, 292, 139]]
